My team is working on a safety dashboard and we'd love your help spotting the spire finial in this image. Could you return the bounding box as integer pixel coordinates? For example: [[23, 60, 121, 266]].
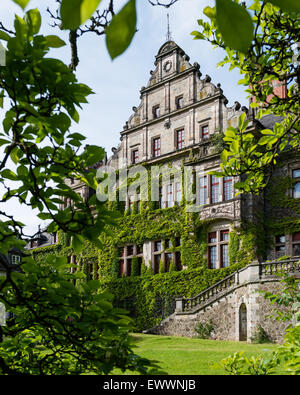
[[166, 13, 173, 42]]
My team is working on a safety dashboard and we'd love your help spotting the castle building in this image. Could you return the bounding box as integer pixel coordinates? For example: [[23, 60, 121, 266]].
[[27, 40, 300, 342], [28, 40, 300, 274]]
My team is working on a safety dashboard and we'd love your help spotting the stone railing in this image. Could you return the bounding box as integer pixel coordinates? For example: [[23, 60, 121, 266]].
[[176, 271, 237, 313], [175, 257, 300, 314], [259, 257, 300, 278]]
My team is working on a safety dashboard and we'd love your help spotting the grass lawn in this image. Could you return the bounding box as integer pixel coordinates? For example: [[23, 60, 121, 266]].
[[116, 334, 282, 375]]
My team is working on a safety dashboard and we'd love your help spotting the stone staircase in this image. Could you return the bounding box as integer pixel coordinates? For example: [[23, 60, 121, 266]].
[[145, 258, 300, 340], [175, 258, 300, 315]]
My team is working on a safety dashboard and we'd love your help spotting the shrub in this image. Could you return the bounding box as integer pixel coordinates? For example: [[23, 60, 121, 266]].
[[251, 325, 273, 344], [195, 320, 214, 339]]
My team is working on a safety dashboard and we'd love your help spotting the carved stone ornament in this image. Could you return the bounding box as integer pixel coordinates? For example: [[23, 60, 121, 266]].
[[163, 60, 172, 72]]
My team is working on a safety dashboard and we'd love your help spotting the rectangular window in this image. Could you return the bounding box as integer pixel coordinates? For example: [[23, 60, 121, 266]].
[[175, 182, 181, 203], [136, 244, 143, 255], [208, 246, 217, 269], [201, 125, 209, 139], [120, 260, 125, 276], [165, 253, 173, 272], [176, 129, 185, 150], [220, 244, 229, 267], [208, 232, 217, 243], [132, 149, 139, 164], [154, 241, 162, 252], [127, 259, 132, 276], [220, 230, 229, 242], [127, 245, 134, 256], [175, 237, 181, 247], [166, 184, 174, 207], [293, 169, 300, 198], [11, 255, 21, 265], [211, 175, 220, 204], [159, 186, 163, 209], [175, 251, 182, 270], [293, 169, 300, 178], [153, 254, 161, 274], [128, 196, 134, 212], [275, 235, 286, 257], [199, 176, 207, 205], [165, 239, 172, 249], [153, 137, 161, 157], [153, 105, 160, 119], [292, 232, 300, 256], [223, 176, 233, 201], [176, 96, 183, 109]]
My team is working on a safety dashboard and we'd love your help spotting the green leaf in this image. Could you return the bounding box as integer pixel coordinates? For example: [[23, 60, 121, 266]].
[[71, 234, 84, 254], [106, 0, 137, 60], [268, 0, 300, 14], [12, 0, 30, 9], [60, 0, 102, 30], [10, 147, 22, 164], [1, 169, 18, 181], [216, 0, 254, 53], [45, 35, 66, 48], [203, 6, 216, 19], [0, 31, 11, 41], [25, 8, 41, 35]]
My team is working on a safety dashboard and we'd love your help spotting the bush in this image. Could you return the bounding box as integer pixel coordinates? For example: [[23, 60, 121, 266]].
[[251, 325, 273, 344], [195, 320, 214, 339]]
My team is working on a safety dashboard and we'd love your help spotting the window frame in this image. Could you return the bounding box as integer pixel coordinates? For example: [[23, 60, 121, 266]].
[[175, 95, 183, 110], [132, 149, 139, 164], [292, 168, 300, 199], [211, 175, 220, 204], [207, 229, 230, 269], [292, 232, 300, 256], [152, 137, 161, 158], [176, 128, 185, 150], [223, 176, 233, 201], [201, 125, 209, 139], [152, 105, 160, 119]]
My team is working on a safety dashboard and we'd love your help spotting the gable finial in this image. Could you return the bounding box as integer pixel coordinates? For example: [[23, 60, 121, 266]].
[[166, 13, 173, 42]]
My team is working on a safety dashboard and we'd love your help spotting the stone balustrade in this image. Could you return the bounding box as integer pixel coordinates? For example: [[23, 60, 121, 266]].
[[176, 257, 300, 314]]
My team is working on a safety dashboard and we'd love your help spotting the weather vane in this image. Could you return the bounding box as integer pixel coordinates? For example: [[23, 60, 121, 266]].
[[166, 13, 173, 42]]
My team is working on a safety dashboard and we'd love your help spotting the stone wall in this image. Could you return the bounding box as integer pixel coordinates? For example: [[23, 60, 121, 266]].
[[149, 280, 290, 343]]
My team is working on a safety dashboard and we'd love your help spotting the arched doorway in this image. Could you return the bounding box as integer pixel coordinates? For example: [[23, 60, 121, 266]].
[[239, 303, 247, 341]]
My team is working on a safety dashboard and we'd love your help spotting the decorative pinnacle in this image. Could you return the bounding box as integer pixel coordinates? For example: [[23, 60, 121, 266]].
[[166, 13, 173, 42]]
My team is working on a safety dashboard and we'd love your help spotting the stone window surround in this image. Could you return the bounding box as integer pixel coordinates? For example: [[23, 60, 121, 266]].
[[174, 126, 185, 150], [198, 172, 234, 205], [207, 223, 231, 269], [126, 194, 141, 212], [152, 239, 181, 273], [152, 104, 160, 119], [175, 94, 183, 110], [119, 244, 143, 276], [198, 118, 211, 141], [158, 181, 182, 208], [131, 148, 139, 164], [151, 135, 161, 158]]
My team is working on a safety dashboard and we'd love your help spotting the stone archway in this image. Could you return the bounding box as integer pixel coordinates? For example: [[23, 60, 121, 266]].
[[239, 303, 247, 341]]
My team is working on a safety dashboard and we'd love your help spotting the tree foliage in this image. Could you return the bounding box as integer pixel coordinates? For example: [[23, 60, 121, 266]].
[[0, 8, 160, 375], [192, 0, 300, 193]]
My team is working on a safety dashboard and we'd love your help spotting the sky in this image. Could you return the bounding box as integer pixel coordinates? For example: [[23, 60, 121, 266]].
[[0, 0, 248, 235]]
